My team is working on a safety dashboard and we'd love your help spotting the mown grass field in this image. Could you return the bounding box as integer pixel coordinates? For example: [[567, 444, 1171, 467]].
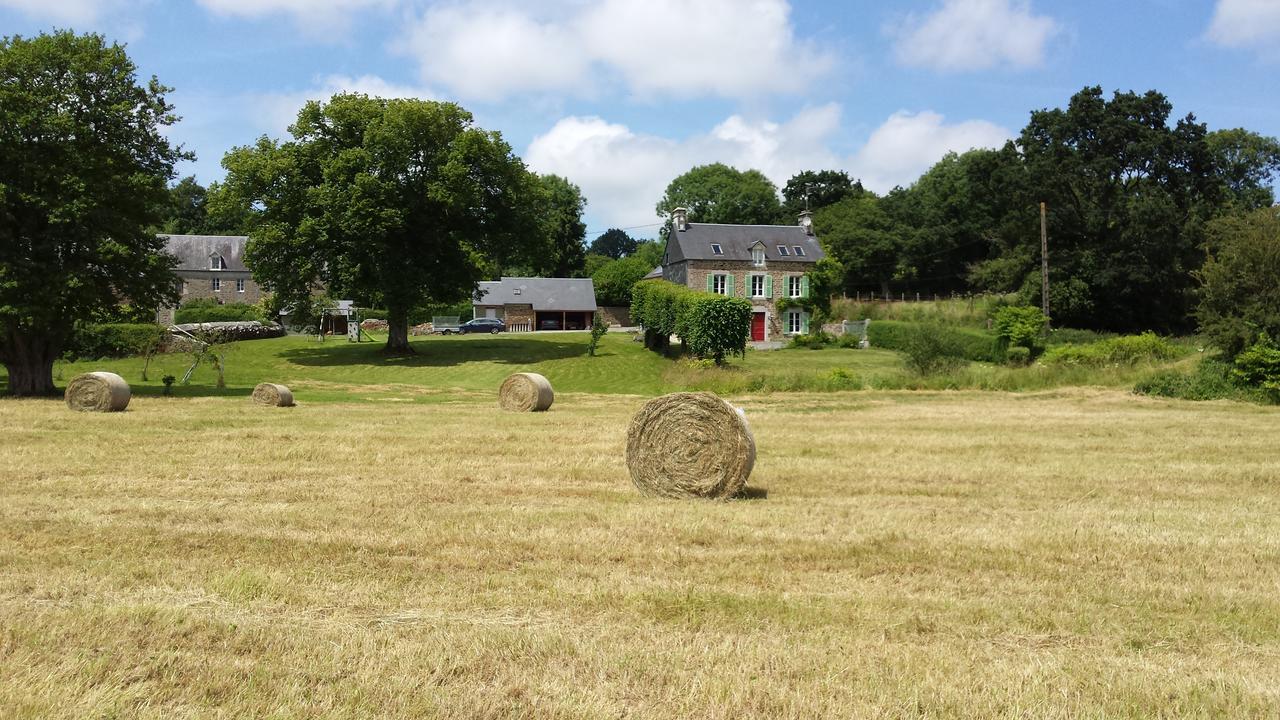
[[3, 388, 1280, 717], [4, 331, 1279, 716]]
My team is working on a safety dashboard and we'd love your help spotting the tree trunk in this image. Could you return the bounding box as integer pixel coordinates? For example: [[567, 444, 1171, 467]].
[[384, 306, 413, 354], [2, 327, 61, 397]]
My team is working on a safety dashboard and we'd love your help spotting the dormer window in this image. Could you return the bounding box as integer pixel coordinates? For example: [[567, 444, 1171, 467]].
[[793, 246, 805, 257], [751, 246, 765, 266], [777, 245, 790, 256], [210, 253, 227, 270], [710, 243, 723, 256]]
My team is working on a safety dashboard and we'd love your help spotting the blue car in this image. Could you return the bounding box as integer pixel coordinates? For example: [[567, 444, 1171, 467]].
[[457, 317, 506, 334]]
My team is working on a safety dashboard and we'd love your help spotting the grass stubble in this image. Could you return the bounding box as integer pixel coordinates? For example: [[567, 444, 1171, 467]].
[[2, 389, 1280, 718]]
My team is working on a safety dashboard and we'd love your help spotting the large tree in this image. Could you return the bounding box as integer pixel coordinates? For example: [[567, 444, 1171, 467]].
[[655, 163, 782, 228], [0, 31, 186, 396], [1197, 208, 1280, 359], [520, 173, 586, 278], [781, 170, 864, 218], [220, 94, 537, 353], [1206, 129, 1280, 212], [589, 228, 638, 259], [814, 196, 908, 296]]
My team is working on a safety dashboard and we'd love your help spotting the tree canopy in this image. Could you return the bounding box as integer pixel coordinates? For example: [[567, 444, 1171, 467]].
[[518, 174, 586, 278], [1197, 208, 1280, 359], [781, 170, 864, 218], [588, 228, 639, 259], [219, 94, 538, 352], [655, 163, 782, 228], [0, 30, 187, 395], [158, 176, 254, 236]]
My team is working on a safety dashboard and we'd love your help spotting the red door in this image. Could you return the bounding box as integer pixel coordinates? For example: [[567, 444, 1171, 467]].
[[751, 312, 766, 341]]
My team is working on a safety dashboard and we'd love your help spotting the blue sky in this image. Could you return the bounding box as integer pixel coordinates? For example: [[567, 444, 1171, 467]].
[[3, 0, 1278, 239]]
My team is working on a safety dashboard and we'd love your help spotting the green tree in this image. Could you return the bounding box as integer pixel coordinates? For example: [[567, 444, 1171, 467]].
[[525, 174, 586, 277], [0, 31, 187, 396], [655, 163, 782, 228], [1206, 128, 1280, 211], [591, 256, 651, 307], [781, 170, 864, 218], [1197, 208, 1280, 359], [162, 176, 209, 234], [631, 240, 665, 268], [814, 196, 907, 296], [219, 94, 537, 353], [589, 228, 638, 259], [582, 253, 612, 279]]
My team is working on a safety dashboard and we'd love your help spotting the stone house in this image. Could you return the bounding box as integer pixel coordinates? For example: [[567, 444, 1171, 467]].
[[156, 234, 264, 325], [473, 277, 598, 332], [653, 208, 825, 342]]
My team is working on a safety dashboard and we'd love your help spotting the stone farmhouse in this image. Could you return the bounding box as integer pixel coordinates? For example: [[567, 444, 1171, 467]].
[[474, 277, 598, 332], [650, 208, 824, 342], [155, 234, 263, 325]]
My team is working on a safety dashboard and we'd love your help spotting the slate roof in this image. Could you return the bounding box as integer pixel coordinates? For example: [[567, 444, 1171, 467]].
[[474, 277, 597, 311], [161, 234, 251, 272], [664, 223, 824, 265]]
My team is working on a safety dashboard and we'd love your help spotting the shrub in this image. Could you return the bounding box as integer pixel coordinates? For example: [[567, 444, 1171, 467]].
[[631, 280, 751, 363], [175, 299, 263, 324], [992, 306, 1046, 352], [1231, 333, 1280, 401], [867, 320, 1003, 363], [837, 333, 864, 349], [790, 332, 835, 349], [64, 323, 166, 360], [1135, 359, 1268, 403], [899, 323, 967, 375], [588, 313, 608, 356], [1042, 332, 1181, 367], [1005, 346, 1032, 366]]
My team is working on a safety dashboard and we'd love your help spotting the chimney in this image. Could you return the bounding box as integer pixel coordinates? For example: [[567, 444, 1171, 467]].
[[672, 207, 688, 232], [798, 210, 814, 236]]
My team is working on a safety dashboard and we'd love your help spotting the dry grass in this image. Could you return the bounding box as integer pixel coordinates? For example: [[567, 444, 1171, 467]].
[[3, 389, 1280, 718]]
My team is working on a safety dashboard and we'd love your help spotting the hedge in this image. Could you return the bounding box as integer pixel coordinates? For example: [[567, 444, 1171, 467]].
[[866, 320, 1004, 363], [631, 280, 752, 363], [175, 299, 263, 324], [64, 323, 167, 360]]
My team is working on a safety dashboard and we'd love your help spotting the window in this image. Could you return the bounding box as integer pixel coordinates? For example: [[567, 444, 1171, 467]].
[[792, 245, 805, 257], [236, 278, 246, 293], [710, 243, 723, 256], [210, 254, 226, 270], [751, 275, 765, 297], [788, 276, 803, 298], [712, 274, 727, 295], [787, 311, 803, 334], [751, 247, 765, 266], [212, 277, 221, 291], [777, 245, 790, 256]]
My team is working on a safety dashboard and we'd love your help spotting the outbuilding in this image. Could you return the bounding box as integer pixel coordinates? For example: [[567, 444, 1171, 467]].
[[474, 277, 598, 332]]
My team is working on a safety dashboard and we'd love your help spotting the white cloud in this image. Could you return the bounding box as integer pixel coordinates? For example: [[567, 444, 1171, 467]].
[[1206, 0, 1280, 52], [525, 106, 842, 229], [0, 0, 136, 27], [399, 0, 832, 102], [196, 0, 396, 30], [526, 107, 1012, 229], [890, 0, 1059, 72], [850, 111, 1012, 192], [248, 74, 438, 136]]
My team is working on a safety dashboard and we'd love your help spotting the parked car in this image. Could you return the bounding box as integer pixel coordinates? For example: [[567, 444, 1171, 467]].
[[457, 317, 506, 335]]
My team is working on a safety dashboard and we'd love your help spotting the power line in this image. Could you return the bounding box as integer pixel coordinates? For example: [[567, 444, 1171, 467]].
[[583, 222, 664, 238]]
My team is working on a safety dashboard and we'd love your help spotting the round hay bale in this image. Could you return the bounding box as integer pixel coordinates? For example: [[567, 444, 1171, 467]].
[[64, 371, 131, 412], [498, 372, 554, 412], [625, 392, 755, 500], [252, 382, 295, 407]]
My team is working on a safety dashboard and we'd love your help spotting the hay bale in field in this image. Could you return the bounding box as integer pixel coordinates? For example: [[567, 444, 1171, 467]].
[[64, 371, 131, 412], [251, 382, 295, 407], [626, 392, 755, 500], [498, 372, 554, 412]]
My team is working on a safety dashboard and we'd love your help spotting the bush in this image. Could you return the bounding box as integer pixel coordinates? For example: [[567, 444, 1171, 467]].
[[898, 323, 968, 375], [175, 299, 263, 324], [790, 332, 835, 349], [1135, 359, 1268, 403], [1197, 208, 1280, 359], [867, 320, 1003, 363], [1042, 332, 1181, 367], [588, 313, 608, 356], [64, 323, 166, 360], [992, 306, 1045, 352], [631, 280, 751, 363], [837, 333, 864, 349], [1231, 333, 1280, 401], [1005, 346, 1032, 366]]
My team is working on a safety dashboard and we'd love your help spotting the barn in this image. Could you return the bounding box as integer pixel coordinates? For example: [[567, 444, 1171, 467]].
[[474, 277, 598, 332]]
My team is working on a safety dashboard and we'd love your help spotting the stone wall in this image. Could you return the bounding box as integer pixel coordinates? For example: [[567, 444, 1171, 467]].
[[597, 305, 631, 327]]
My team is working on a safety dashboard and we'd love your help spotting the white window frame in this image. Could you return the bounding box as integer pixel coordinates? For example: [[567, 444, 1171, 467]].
[[712, 274, 727, 295], [792, 245, 805, 257], [210, 254, 226, 270], [750, 274, 765, 297], [236, 278, 246, 293], [777, 245, 790, 256], [787, 310, 803, 334], [212, 277, 221, 292], [710, 243, 723, 256], [751, 247, 765, 266], [788, 276, 802, 298]]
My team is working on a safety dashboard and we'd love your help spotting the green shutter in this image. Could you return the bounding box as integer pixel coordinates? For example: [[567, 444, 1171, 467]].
[[765, 274, 773, 298], [800, 274, 810, 298], [706, 274, 714, 293], [725, 274, 735, 297], [801, 312, 810, 334]]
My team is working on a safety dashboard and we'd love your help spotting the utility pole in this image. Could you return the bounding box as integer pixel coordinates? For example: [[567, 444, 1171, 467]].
[[1040, 201, 1050, 329]]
